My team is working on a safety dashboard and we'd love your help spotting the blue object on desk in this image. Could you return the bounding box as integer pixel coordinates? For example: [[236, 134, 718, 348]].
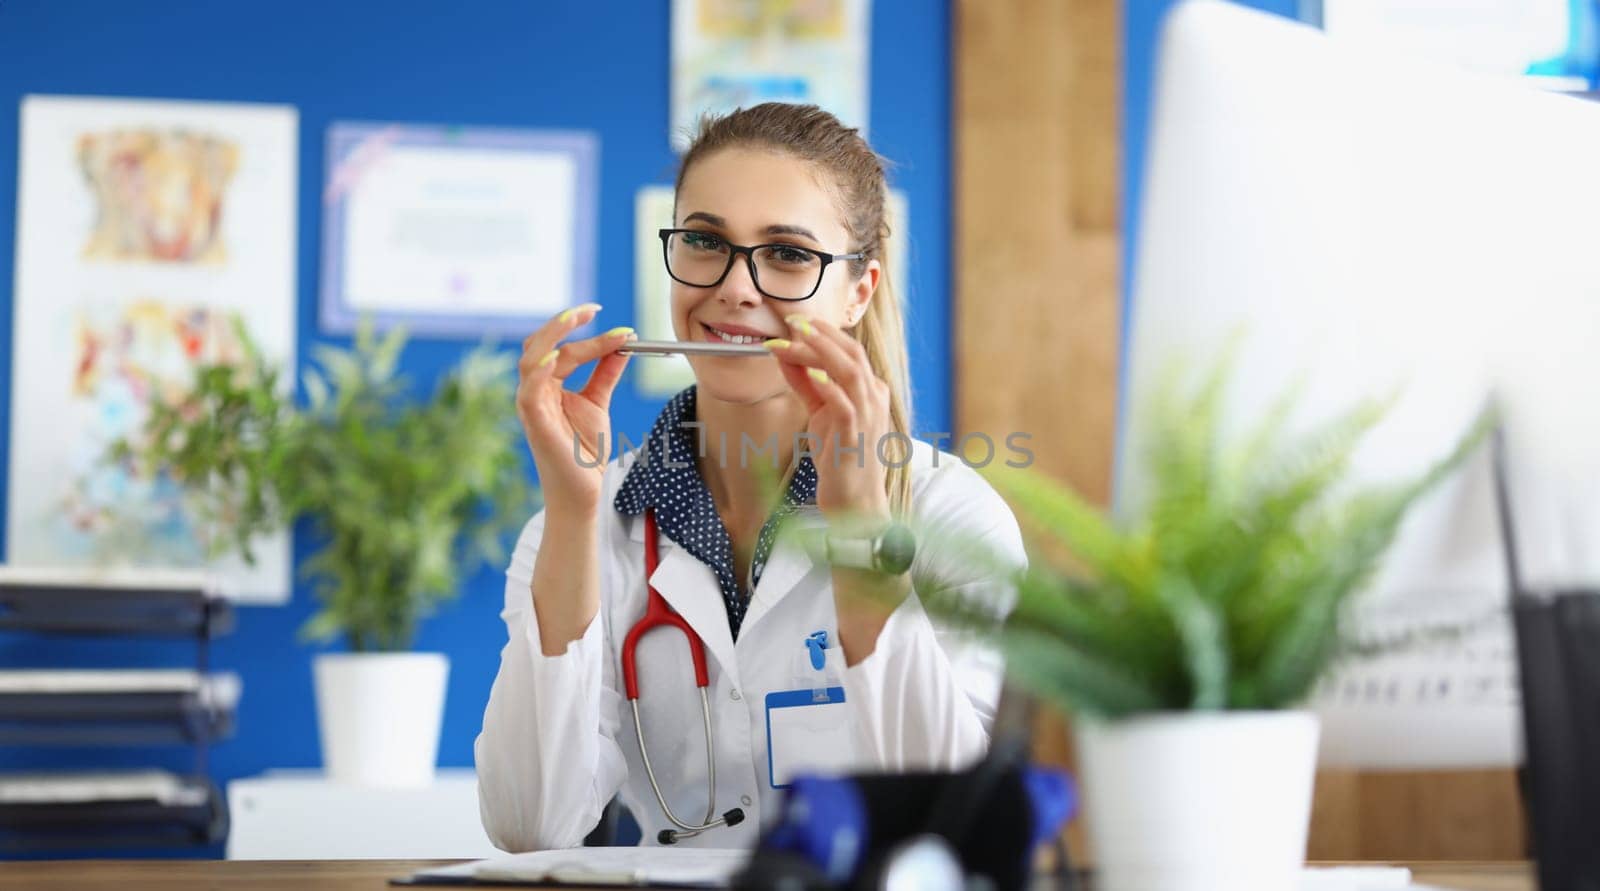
[[754, 764, 1077, 890], [761, 775, 868, 883]]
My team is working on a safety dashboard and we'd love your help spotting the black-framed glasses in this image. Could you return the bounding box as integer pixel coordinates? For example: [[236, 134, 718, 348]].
[[658, 228, 865, 302]]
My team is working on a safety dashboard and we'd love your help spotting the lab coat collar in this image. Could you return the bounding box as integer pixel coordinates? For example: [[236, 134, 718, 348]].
[[625, 507, 825, 657], [613, 384, 820, 641], [738, 506, 827, 638], [642, 534, 739, 676]]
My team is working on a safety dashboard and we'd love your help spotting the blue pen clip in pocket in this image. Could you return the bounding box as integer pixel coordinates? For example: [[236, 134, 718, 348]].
[[802, 630, 834, 702]]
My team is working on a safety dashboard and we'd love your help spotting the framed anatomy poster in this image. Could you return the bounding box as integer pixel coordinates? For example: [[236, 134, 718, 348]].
[[8, 94, 298, 604], [320, 122, 599, 339]]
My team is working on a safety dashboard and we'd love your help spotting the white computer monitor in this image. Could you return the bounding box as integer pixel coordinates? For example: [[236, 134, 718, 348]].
[[1121, 0, 1600, 767]]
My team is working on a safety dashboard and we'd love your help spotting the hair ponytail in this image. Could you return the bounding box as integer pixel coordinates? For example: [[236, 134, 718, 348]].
[[854, 236, 914, 518]]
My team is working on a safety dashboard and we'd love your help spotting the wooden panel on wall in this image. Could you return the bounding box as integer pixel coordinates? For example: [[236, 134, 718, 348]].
[[952, 0, 1526, 865], [953, 0, 1120, 864], [952, 0, 1120, 505]]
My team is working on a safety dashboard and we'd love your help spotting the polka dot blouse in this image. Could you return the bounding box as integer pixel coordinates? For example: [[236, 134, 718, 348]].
[[613, 385, 818, 641]]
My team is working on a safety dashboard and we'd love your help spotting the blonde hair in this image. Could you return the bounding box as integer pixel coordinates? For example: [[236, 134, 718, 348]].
[[676, 103, 915, 519]]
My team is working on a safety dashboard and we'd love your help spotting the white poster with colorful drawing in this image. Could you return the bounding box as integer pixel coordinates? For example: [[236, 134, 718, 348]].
[[671, 0, 870, 152], [8, 95, 297, 604]]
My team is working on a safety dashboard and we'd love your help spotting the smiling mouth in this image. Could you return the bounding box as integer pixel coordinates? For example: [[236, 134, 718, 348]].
[[700, 322, 772, 345]]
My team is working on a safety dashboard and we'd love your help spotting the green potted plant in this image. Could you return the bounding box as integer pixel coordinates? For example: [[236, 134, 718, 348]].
[[898, 358, 1489, 891], [112, 318, 533, 786]]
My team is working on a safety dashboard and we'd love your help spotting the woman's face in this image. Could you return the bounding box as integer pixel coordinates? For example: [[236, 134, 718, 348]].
[[670, 147, 877, 405]]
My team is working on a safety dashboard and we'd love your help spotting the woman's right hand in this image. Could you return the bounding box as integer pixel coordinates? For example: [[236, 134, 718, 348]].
[[516, 302, 635, 514]]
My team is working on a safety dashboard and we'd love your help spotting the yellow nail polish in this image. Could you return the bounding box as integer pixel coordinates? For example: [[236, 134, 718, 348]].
[[807, 367, 829, 385], [786, 315, 814, 336], [604, 326, 636, 338], [763, 338, 791, 350], [557, 302, 602, 323], [538, 348, 560, 367]]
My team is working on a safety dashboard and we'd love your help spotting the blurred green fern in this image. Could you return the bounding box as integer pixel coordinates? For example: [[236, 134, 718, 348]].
[[913, 354, 1492, 719]]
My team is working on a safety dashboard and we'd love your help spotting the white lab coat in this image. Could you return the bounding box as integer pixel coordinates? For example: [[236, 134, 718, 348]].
[[474, 437, 1025, 852]]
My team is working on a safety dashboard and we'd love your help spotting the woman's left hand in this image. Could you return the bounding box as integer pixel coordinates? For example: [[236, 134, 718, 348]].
[[768, 313, 907, 665], [766, 314, 894, 526]]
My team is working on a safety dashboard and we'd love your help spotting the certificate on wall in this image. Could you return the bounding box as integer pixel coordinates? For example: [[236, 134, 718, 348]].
[[321, 123, 598, 338]]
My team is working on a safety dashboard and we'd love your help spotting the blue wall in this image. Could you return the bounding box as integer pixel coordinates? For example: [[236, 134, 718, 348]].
[[0, 0, 949, 858]]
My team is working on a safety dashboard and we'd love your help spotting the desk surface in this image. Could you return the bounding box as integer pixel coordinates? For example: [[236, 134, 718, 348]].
[[0, 859, 1536, 890]]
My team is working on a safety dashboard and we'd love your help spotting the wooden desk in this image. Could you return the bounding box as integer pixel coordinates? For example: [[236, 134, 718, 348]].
[[0, 860, 455, 890], [1371, 863, 1532, 891], [0, 859, 1538, 890]]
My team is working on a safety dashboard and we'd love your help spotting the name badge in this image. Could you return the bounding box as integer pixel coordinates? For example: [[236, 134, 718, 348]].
[[765, 630, 853, 789]]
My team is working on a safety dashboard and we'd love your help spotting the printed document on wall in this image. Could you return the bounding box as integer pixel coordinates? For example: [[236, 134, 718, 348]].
[[671, 0, 870, 151]]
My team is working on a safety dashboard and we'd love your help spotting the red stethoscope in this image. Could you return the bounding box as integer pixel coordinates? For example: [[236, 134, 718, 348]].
[[621, 508, 746, 844]]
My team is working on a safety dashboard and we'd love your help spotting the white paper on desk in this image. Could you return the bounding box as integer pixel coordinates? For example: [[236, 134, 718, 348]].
[[410, 847, 750, 887], [1301, 866, 1413, 889], [412, 858, 1444, 889]]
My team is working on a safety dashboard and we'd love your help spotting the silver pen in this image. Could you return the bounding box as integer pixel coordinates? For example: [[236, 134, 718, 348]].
[[617, 339, 771, 358]]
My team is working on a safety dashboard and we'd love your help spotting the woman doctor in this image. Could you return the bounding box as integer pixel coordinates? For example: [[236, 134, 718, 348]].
[[475, 103, 1025, 852]]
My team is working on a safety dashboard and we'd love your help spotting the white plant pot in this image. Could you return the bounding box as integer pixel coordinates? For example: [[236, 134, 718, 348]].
[[313, 652, 449, 788], [1076, 710, 1320, 891]]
